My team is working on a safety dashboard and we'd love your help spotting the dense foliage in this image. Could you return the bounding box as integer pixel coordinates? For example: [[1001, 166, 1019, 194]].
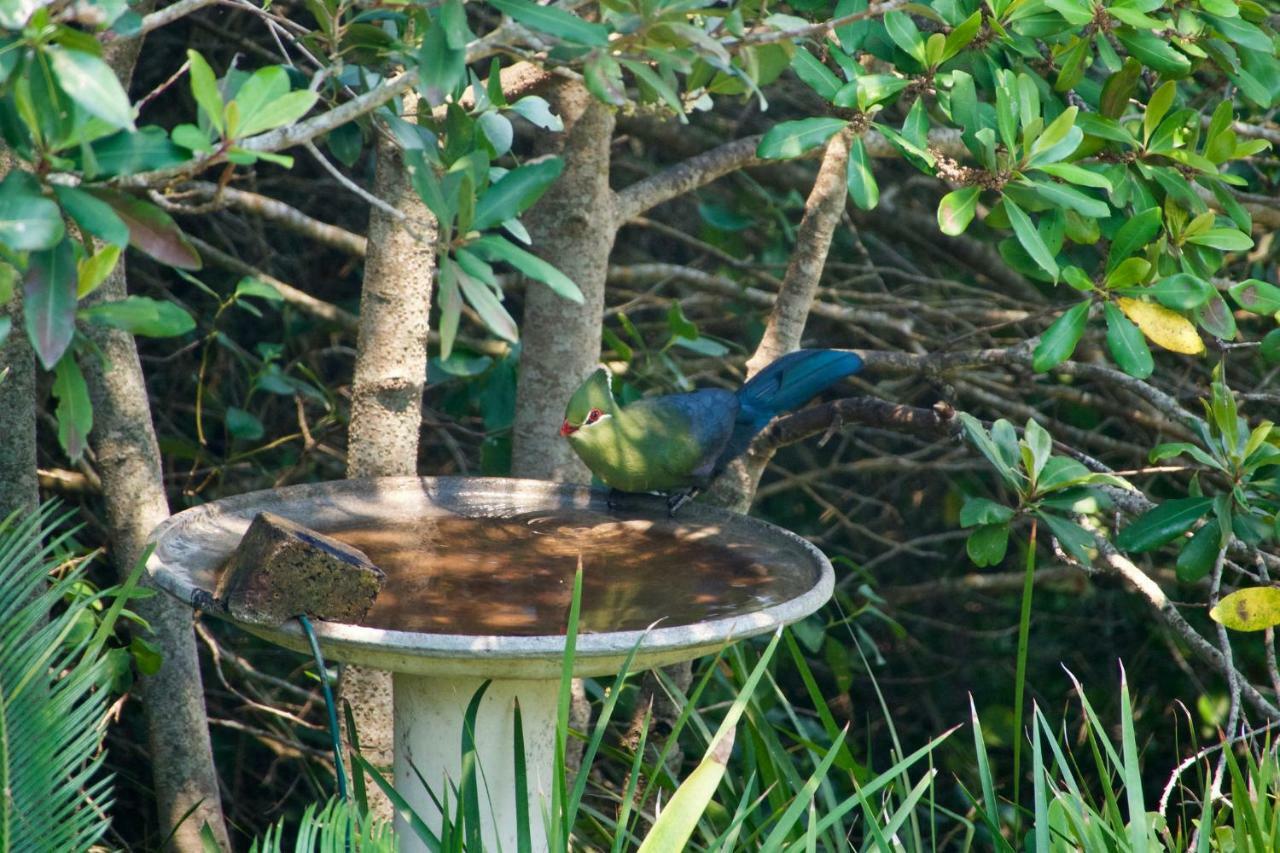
[[1, 0, 1279, 848]]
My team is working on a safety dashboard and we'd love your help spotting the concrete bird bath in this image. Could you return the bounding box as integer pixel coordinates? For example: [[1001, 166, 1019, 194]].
[[146, 476, 834, 850]]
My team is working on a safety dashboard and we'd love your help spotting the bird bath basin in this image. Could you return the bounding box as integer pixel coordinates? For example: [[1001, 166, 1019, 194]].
[[146, 476, 834, 850]]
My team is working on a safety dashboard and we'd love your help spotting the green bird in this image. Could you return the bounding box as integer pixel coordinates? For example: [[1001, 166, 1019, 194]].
[[559, 349, 863, 513]]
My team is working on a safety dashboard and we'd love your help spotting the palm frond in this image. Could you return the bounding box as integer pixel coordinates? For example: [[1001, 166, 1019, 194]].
[[0, 504, 118, 852], [247, 798, 396, 852]]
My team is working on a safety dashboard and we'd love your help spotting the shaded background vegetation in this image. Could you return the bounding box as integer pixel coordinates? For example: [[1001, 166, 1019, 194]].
[[2, 0, 1279, 848]]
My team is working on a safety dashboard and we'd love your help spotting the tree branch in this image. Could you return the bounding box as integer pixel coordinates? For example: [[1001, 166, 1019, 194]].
[[1093, 535, 1280, 720], [182, 182, 368, 255], [756, 397, 958, 453]]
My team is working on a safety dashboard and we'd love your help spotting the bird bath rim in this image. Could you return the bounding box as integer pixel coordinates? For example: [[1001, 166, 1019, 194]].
[[145, 476, 835, 679]]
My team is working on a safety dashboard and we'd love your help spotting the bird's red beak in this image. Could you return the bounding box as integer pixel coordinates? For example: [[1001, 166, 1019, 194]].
[[559, 420, 577, 437]]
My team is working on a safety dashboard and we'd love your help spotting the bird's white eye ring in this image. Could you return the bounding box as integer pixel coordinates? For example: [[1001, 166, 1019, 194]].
[[586, 408, 603, 424]]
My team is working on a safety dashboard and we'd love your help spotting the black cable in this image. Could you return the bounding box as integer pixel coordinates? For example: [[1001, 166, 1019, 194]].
[[297, 614, 350, 803]]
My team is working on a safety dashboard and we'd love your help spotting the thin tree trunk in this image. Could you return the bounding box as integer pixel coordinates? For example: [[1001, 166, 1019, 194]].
[[629, 128, 854, 785], [75, 18, 230, 851], [79, 262, 230, 851], [511, 80, 617, 482], [710, 127, 853, 512], [341, 115, 436, 816], [0, 278, 38, 521]]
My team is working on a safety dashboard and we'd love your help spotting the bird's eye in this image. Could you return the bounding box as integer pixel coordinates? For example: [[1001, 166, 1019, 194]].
[[586, 408, 603, 424]]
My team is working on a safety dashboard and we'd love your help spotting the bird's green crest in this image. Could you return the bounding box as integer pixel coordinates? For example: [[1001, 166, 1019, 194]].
[[565, 367, 616, 426]]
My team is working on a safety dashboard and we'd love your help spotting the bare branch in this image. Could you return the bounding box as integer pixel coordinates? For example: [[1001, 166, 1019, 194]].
[[614, 135, 763, 224], [188, 236, 360, 332], [132, 0, 218, 37], [184, 182, 368, 255], [1093, 535, 1280, 720]]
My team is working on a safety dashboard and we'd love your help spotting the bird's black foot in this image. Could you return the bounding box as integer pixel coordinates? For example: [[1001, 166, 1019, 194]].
[[666, 487, 700, 517], [607, 488, 624, 510]]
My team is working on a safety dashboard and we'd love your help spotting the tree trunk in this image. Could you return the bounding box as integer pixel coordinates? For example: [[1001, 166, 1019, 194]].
[[74, 17, 231, 851], [341, 119, 436, 816], [710, 127, 853, 512], [79, 262, 230, 852], [511, 80, 617, 482], [0, 281, 38, 521]]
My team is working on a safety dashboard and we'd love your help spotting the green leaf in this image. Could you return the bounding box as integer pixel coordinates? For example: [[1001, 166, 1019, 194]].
[[790, 47, 841, 101], [1194, 293, 1237, 341], [1004, 199, 1058, 280], [76, 244, 121, 298], [943, 10, 982, 60], [473, 158, 563, 231], [1027, 180, 1109, 219], [419, 20, 465, 101], [1107, 207, 1161, 272], [54, 186, 128, 248], [509, 96, 562, 131], [845, 138, 878, 211], [1151, 273, 1213, 310], [967, 524, 1010, 567], [439, 0, 472, 49], [225, 406, 264, 441], [23, 240, 78, 370], [1023, 418, 1053, 482], [1032, 300, 1090, 373], [467, 235, 582, 303], [237, 89, 317, 138], [51, 353, 93, 460], [957, 411, 1022, 491], [437, 260, 461, 360], [1210, 587, 1280, 632], [1037, 511, 1095, 567], [1262, 329, 1280, 365], [79, 295, 196, 337], [1033, 162, 1112, 190], [47, 47, 135, 132], [938, 187, 980, 236], [186, 50, 224, 133], [883, 11, 926, 64], [234, 276, 283, 303], [1116, 29, 1191, 77], [960, 497, 1015, 527], [1103, 257, 1150, 288], [1029, 106, 1079, 159], [83, 126, 191, 178], [582, 53, 626, 106], [0, 172, 64, 251], [1187, 228, 1254, 251], [1100, 59, 1143, 119], [487, 0, 608, 46], [1115, 497, 1213, 552], [1143, 81, 1176, 142], [1176, 520, 1221, 583], [757, 118, 848, 160], [1104, 302, 1153, 379], [84, 189, 202, 270], [1229, 279, 1280, 314]]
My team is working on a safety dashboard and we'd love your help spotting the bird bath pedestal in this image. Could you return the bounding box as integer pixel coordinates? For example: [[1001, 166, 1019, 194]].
[[146, 477, 834, 851]]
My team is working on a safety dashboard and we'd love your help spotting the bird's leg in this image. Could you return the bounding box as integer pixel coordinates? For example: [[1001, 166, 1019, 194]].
[[607, 488, 624, 511], [666, 487, 700, 517]]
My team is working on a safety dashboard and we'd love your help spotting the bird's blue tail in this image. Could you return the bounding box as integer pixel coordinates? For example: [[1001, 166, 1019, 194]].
[[736, 349, 863, 417], [714, 349, 863, 473]]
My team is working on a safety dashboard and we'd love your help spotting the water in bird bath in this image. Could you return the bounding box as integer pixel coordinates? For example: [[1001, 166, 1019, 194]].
[[296, 508, 817, 636]]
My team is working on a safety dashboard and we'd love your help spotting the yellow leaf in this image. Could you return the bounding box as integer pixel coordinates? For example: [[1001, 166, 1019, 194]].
[[1115, 297, 1205, 354], [1210, 587, 1280, 632]]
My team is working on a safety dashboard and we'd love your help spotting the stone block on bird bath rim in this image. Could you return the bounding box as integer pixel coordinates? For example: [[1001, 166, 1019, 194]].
[[146, 476, 834, 852]]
